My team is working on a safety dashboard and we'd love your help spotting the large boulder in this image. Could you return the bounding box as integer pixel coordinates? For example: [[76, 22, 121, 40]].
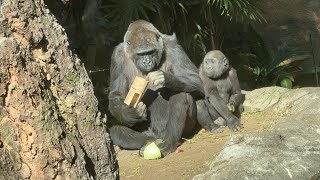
[[193, 87, 320, 180]]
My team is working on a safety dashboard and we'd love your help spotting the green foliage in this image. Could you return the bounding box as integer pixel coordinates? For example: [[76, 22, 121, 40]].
[[252, 66, 267, 77], [59, 0, 271, 87], [103, 0, 162, 32], [207, 0, 266, 23], [176, 0, 265, 63], [242, 50, 311, 88], [187, 24, 210, 64], [60, 0, 266, 58], [221, 24, 313, 89], [100, 0, 266, 58]]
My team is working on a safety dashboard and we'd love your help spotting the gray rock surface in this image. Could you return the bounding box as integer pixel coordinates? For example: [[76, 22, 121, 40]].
[[194, 87, 320, 180], [243, 86, 289, 112]]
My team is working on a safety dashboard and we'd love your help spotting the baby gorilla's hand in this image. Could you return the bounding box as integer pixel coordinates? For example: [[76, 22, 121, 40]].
[[227, 103, 235, 112], [146, 70, 165, 89], [227, 116, 241, 132]]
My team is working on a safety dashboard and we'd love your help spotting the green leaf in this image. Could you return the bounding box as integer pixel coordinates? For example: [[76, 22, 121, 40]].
[[178, 3, 188, 14]]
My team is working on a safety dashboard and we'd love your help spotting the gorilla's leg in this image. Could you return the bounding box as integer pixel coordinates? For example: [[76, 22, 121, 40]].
[[196, 100, 225, 133], [183, 93, 197, 137], [158, 93, 196, 156], [196, 100, 213, 130], [110, 125, 154, 149]]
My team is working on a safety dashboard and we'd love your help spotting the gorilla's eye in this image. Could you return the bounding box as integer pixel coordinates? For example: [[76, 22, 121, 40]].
[[223, 58, 228, 63], [223, 58, 229, 66]]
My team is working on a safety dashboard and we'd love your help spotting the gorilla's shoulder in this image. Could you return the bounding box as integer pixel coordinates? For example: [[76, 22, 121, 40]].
[[230, 67, 237, 73], [111, 43, 125, 62], [112, 43, 125, 56], [162, 33, 178, 47]]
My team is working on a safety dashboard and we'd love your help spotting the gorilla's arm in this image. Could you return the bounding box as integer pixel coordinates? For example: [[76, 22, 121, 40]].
[[164, 44, 204, 98], [108, 75, 147, 127], [108, 46, 147, 127], [228, 68, 243, 107]]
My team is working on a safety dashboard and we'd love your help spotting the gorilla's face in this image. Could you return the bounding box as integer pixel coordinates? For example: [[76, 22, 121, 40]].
[[202, 50, 230, 79], [125, 28, 163, 73]]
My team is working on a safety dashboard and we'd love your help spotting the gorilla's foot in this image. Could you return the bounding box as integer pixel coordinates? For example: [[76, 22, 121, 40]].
[[206, 117, 227, 133], [209, 125, 225, 133], [214, 117, 227, 126]]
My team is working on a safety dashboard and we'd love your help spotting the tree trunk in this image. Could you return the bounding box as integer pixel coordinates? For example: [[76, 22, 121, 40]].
[[0, 0, 119, 179]]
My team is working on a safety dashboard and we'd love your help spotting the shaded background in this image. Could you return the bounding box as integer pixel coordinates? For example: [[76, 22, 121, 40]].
[[44, 0, 320, 118]]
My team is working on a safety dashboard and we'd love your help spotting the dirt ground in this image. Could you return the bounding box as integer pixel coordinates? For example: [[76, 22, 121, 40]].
[[116, 110, 282, 180]]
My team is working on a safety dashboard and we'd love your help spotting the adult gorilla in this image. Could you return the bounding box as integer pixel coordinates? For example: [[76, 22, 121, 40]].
[[108, 20, 204, 156]]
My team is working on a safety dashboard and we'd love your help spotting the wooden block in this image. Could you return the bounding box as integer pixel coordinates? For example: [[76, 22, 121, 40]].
[[124, 76, 149, 108]]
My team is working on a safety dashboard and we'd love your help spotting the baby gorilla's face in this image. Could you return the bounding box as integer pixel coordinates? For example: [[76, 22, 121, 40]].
[[202, 50, 230, 79]]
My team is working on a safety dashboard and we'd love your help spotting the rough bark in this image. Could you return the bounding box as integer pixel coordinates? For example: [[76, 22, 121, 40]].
[[0, 0, 119, 179]]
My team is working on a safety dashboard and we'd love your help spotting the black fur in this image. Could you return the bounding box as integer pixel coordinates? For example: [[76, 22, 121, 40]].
[[108, 20, 204, 156], [197, 50, 244, 132]]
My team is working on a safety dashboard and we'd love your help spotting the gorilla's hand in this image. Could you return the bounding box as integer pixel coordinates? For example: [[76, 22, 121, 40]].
[[146, 70, 165, 89], [124, 102, 147, 121], [227, 102, 235, 112], [135, 102, 147, 120], [227, 116, 241, 132]]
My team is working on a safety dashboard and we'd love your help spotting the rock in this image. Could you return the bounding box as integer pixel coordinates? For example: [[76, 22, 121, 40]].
[[276, 87, 320, 114], [243, 86, 288, 112], [193, 87, 320, 180]]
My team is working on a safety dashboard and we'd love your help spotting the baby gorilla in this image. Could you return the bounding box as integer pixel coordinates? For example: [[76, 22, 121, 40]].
[[197, 50, 244, 132]]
